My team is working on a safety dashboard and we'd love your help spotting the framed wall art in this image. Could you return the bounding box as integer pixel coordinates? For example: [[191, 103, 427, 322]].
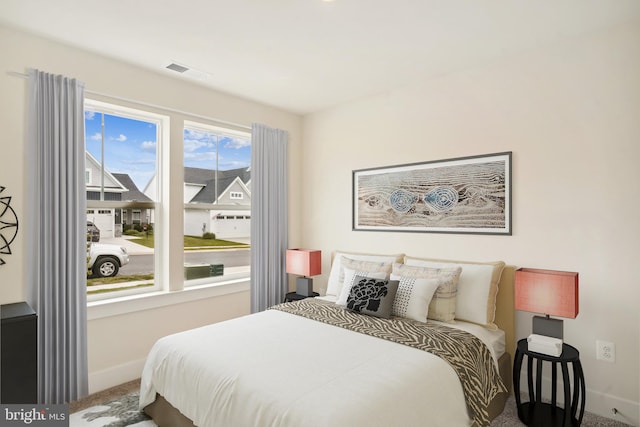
[[352, 152, 512, 235]]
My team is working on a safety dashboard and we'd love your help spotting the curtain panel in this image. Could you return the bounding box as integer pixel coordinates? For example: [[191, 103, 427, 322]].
[[26, 69, 88, 403], [250, 123, 288, 313]]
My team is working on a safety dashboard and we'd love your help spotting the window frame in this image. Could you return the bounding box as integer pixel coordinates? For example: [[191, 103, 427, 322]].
[[85, 99, 166, 301]]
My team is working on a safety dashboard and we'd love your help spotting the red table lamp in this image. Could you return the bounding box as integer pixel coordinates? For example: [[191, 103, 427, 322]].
[[286, 249, 321, 296], [515, 268, 579, 340]]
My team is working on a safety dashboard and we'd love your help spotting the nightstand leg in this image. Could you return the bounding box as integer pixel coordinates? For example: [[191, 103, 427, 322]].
[[527, 355, 535, 403], [526, 355, 536, 422], [561, 361, 571, 426], [513, 349, 526, 423], [535, 358, 543, 405], [551, 362, 557, 408], [573, 360, 586, 424]]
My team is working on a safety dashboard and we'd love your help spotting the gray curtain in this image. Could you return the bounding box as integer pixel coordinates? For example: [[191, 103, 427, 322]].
[[26, 69, 88, 404], [250, 123, 288, 313]]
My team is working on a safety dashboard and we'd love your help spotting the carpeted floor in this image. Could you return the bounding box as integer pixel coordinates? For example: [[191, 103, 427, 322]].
[[70, 379, 142, 414], [490, 396, 633, 427], [70, 379, 633, 426], [69, 379, 152, 426]]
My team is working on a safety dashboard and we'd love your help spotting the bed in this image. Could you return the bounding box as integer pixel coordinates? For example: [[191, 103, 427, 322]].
[[140, 253, 516, 427]]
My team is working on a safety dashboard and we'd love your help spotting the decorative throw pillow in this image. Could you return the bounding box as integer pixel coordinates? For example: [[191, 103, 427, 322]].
[[404, 257, 505, 330], [391, 263, 462, 323], [346, 276, 399, 319], [336, 268, 388, 306], [389, 273, 441, 323], [325, 251, 403, 297], [341, 257, 393, 281]]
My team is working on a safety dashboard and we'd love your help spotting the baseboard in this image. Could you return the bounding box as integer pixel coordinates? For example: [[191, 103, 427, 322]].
[[88, 358, 147, 395], [586, 389, 639, 427], [518, 375, 639, 426]]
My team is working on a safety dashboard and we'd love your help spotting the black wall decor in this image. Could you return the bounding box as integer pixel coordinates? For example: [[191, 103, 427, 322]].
[[0, 186, 19, 265]]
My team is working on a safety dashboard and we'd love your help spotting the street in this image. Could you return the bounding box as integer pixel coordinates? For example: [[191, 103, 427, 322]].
[[119, 248, 250, 275]]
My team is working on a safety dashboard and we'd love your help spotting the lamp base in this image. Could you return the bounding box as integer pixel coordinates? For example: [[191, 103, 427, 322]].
[[533, 315, 563, 340], [296, 277, 314, 296]]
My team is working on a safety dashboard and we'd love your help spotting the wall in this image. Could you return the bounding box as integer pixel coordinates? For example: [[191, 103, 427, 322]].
[[87, 290, 250, 392], [302, 20, 640, 425], [0, 25, 303, 393]]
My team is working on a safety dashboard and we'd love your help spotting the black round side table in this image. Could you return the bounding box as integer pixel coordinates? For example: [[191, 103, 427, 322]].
[[284, 291, 319, 303], [513, 338, 585, 426]]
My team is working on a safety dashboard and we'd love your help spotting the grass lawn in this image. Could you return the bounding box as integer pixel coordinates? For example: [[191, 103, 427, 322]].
[[87, 273, 154, 295], [127, 234, 249, 249], [87, 283, 154, 295], [87, 273, 154, 286]]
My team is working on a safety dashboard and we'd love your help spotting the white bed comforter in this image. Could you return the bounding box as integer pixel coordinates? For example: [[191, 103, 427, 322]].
[[139, 309, 474, 427]]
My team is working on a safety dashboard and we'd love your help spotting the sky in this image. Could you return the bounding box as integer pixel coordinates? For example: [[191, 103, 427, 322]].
[[85, 111, 251, 190]]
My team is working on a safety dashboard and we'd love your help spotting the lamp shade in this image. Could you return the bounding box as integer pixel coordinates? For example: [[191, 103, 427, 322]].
[[286, 249, 321, 277], [515, 268, 579, 318]]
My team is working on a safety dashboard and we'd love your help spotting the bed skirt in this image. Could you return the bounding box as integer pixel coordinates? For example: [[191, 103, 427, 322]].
[[143, 352, 512, 427]]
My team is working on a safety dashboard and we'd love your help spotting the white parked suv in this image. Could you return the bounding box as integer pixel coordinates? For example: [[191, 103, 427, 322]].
[[87, 243, 130, 278]]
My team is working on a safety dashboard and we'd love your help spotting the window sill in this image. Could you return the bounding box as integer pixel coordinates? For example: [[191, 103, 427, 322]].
[[87, 277, 250, 321]]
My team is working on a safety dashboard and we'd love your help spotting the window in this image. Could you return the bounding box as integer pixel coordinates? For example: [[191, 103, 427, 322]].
[[183, 121, 251, 286], [85, 169, 91, 184], [84, 100, 161, 299], [83, 100, 251, 300]]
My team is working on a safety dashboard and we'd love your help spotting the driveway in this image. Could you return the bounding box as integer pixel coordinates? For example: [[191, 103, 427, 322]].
[[99, 236, 154, 255]]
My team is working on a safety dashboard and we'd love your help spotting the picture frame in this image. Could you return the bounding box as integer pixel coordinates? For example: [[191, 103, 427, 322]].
[[352, 152, 512, 235]]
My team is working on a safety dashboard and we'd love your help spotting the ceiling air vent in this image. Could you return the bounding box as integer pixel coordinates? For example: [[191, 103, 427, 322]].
[[166, 63, 189, 73], [164, 62, 211, 81]]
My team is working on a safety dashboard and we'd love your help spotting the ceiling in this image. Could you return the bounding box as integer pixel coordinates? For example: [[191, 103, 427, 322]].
[[1, 0, 639, 115]]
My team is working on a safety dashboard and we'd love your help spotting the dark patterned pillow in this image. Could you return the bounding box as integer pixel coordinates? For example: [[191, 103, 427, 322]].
[[346, 276, 399, 319]]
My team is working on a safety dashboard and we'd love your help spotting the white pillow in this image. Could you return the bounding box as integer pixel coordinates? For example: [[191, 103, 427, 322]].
[[390, 273, 441, 323], [336, 268, 388, 306], [405, 257, 505, 329], [392, 263, 461, 323], [325, 251, 403, 297]]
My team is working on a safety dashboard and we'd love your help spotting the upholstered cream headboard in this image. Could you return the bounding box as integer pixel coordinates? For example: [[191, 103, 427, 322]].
[[494, 265, 516, 361]]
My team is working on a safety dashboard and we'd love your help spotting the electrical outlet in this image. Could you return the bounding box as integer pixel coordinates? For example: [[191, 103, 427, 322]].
[[596, 340, 615, 362]]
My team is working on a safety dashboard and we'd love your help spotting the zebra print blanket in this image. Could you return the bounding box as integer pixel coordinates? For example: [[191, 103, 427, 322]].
[[271, 298, 507, 426]]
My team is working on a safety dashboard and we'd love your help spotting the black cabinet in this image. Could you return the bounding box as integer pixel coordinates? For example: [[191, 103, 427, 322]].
[[1, 302, 38, 403]]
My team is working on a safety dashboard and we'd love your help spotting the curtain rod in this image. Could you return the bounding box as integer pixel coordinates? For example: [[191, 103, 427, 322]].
[[8, 71, 252, 132]]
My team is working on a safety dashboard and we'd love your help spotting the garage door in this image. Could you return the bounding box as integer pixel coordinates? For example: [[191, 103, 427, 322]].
[[87, 209, 114, 239], [212, 210, 250, 239]]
